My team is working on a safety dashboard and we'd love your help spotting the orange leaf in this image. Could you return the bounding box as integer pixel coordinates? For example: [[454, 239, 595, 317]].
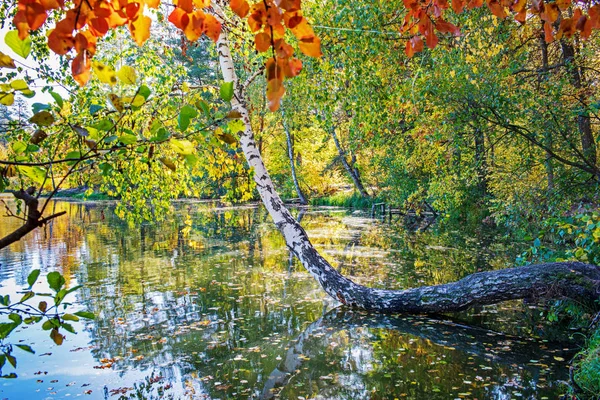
[[559, 17, 576, 37], [435, 19, 460, 35], [544, 20, 554, 42], [580, 17, 592, 38], [74, 31, 97, 56], [40, 0, 64, 9], [555, 0, 570, 11], [286, 58, 302, 77], [144, 0, 160, 8], [290, 18, 315, 40], [183, 11, 204, 41], [267, 7, 282, 26], [588, 5, 599, 29], [298, 36, 321, 57], [266, 78, 284, 111], [204, 13, 221, 42], [72, 51, 91, 86], [25, 3, 47, 31], [279, 0, 300, 11], [511, 0, 526, 12], [541, 2, 559, 23], [176, 0, 194, 13], [467, 0, 482, 8], [90, 17, 110, 36], [129, 14, 151, 45], [265, 57, 283, 81], [248, 3, 266, 32], [168, 7, 188, 30], [405, 40, 414, 57], [515, 8, 527, 23], [425, 28, 438, 48], [255, 32, 271, 52], [230, 0, 249, 18], [487, 1, 507, 18], [276, 40, 294, 58], [13, 11, 30, 39], [451, 0, 465, 13]]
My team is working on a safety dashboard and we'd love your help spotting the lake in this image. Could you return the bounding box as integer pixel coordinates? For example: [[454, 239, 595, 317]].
[[0, 200, 577, 399]]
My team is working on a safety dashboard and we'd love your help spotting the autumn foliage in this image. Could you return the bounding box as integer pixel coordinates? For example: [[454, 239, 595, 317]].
[[9, 0, 600, 108], [402, 0, 600, 56]]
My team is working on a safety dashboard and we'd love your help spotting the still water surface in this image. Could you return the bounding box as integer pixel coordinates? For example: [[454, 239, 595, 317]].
[[0, 200, 577, 399]]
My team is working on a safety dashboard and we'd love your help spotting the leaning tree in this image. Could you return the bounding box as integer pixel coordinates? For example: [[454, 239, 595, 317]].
[[1, 0, 599, 312]]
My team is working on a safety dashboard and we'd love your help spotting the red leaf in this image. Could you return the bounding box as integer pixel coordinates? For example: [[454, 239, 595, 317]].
[[544, 20, 554, 42]]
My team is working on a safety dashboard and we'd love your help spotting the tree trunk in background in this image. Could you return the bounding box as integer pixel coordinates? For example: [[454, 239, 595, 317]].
[[329, 125, 369, 197], [560, 41, 596, 170], [213, 7, 599, 313], [280, 106, 308, 205], [474, 127, 487, 196], [539, 31, 554, 191]]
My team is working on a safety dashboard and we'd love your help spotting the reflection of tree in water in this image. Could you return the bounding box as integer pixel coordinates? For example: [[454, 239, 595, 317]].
[[262, 309, 573, 400], [1, 201, 575, 398]]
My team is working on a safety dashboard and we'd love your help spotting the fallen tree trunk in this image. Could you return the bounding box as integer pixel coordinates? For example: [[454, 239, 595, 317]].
[[212, 5, 599, 313]]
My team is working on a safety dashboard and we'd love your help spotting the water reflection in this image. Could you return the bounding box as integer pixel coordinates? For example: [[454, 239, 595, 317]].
[[0, 199, 573, 399]]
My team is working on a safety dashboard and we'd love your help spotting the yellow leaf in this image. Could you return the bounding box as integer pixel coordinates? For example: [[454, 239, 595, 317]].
[[0, 92, 15, 106], [129, 15, 151, 46], [10, 79, 28, 90], [92, 62, 117, 86], [109, 93, 124, 112], [160, 157, 176, 171], [131, 94, 145, 107], [553, 356, 565, 362], [0, 52, 16, 69], [117, 65, 137, 85]]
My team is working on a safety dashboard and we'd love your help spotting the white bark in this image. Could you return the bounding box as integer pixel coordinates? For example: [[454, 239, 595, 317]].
[[210, 5, 600, 313]]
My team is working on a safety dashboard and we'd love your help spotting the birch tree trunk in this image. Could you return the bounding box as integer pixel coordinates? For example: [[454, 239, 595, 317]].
[[212, 7, 600, 313]]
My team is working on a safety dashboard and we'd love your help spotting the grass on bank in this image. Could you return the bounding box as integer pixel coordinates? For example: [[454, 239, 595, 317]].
[[573, 324, 600, 398]]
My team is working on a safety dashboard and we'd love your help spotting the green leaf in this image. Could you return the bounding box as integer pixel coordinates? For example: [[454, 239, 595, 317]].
[[220, 81, 234, 102], [195, 100, 210, 119], [61, 322, 76, 334], [0, 323, 17, 339], [150, 128, 170, 142], [0, 355, 5, 369], [41, 320, 54, 330], [62, 314, 79, 322], [89, 104, 103, 115], [178, 105, 198, 132], [184, 154, 198, 167], [138, 85, 151, 100], [15, 344, 34, 354], [54, 289, 66, 306], [49, 91, 63, 109], [4, 30, 31, 59], [50, 328, 64, 345], [65, 285, 82, 295], [533, 238, 541, 247], [17, 166, 46, 185], [92, 119, 113, 131], [170, 139, 195, 155], [11, 141, 26, 154], [47, 271, 65, 293], [1, 373, 17, 379], [5, 354, 16, 369], [8, 314, 21, 324], [0, 296, 8, 307], [29, 111, 55, 127], [118, 133, 137, 145], [74, 311, 95, 320], [27, 269, 41, 287], [19, 291, 34, 303], [227, 119, 245, 134]]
